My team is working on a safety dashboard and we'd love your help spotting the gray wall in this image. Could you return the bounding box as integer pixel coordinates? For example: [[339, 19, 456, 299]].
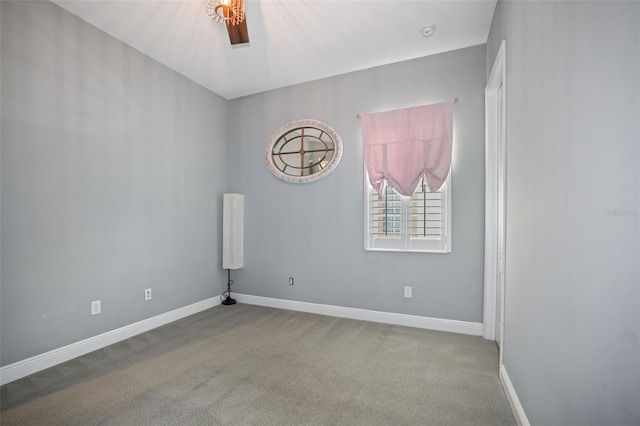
[[229, 45, 487, 322], [1, 1, 229, 365], [487, 1, 640, 424]]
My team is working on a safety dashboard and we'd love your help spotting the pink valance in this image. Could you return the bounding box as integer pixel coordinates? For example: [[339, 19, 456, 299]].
[[360, 100, 455, 196]]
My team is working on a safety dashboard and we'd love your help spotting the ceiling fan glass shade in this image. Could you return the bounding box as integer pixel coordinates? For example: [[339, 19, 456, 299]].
[[204, 0, 245, 26]]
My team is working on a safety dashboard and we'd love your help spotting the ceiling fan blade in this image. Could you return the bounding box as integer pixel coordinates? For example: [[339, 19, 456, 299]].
[[226, 18, 249, 45]]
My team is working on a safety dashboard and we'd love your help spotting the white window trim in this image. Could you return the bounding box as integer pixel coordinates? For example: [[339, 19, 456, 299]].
[[363, 169, 452, 254]]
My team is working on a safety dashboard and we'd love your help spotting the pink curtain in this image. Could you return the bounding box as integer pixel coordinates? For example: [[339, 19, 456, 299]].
[[360, 100, 454, 196]]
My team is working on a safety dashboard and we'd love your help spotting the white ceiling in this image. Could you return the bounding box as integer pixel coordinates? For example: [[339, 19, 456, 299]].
[[52, 0, 497, 100]]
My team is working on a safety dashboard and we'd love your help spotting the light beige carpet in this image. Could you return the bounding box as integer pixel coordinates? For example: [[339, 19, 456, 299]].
[[1, 303, 516, 425]]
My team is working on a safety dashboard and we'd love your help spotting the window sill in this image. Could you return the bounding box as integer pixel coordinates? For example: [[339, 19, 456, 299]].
[[364, 247, 451, 254]]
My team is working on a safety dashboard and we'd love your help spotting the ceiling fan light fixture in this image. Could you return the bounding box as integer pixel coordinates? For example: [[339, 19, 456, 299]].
[[205, 0, 245, 26]]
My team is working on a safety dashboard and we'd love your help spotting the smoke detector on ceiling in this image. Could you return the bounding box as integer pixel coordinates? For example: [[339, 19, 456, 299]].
[[421, 25, 436, 38]]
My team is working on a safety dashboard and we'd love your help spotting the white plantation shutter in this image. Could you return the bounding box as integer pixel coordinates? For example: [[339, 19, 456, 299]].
[[369, 187, 402, 237], [410, 182, 442, 238], [365, 177, 451, 253]]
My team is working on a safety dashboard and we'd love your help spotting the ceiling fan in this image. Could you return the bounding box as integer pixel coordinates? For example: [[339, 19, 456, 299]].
[[205, 0, 250, 45]]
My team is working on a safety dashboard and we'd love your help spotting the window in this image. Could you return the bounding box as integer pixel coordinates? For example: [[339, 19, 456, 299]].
[[365, 174, 451, 253]]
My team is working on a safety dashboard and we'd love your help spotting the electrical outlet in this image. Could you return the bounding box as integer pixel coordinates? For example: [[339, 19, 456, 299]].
[[91, 300, 101, 315], [289, 277, 294, 286], [144, 288, 152, 301], [404, 286, 412, 299]]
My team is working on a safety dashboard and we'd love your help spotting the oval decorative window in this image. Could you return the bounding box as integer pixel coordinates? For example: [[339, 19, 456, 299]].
[[265, 119, 343, 183]]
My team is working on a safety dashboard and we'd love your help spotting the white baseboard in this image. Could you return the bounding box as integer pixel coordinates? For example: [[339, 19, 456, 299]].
[[0, 296, 221, 386], [499, 364, 530, 426], [1, 294, 483, 386], [233, 293, 483, 336]]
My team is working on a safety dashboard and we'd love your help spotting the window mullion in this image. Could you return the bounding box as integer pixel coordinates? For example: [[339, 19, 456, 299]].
[[402, 195, 410, 250], [384, 187, 389, 236]]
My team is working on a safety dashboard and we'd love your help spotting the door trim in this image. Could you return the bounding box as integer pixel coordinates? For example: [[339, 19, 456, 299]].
[[483, 41, 506, 364]]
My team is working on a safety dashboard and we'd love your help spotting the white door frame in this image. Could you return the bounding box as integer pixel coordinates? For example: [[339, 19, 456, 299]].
[[483, 41, 506, 364]]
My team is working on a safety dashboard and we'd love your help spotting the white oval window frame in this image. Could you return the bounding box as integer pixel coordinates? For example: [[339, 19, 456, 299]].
[[265, 119, 343, 184]]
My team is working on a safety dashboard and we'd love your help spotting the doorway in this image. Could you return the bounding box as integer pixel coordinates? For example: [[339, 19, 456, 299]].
[[483, 41, 506, 364]]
